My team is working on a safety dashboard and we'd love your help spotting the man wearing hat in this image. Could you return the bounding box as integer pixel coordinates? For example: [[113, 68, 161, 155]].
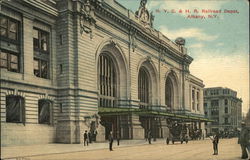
[[238, 122, 249, 159]]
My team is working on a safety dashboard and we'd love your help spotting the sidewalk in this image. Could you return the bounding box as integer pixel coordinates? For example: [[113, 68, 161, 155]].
[[1, 139, 166, 159]]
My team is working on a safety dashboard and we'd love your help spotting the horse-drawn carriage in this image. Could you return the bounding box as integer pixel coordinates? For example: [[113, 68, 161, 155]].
[[166, 121, 188, 144]]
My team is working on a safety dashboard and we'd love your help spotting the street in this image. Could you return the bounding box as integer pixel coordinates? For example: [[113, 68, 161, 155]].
[[22, 138, 242, 160]]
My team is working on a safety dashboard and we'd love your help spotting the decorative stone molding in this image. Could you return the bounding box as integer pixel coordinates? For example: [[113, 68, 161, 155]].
[[135, 0, 154, 29], [130, 32, 137, 52], [146, 56, 152, 64], [175, 37, 186, 46], [6, 89, 25, 97], [83, 112, 100, 128], [38, 94, 55, 101], [109, 37, 117, 47], [80, 0, 96, 38]]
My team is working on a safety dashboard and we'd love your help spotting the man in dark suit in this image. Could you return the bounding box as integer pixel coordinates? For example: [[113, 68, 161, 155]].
[[238, 122, 249, 159], [117, 132, 120, 146], [88, 131, 92, 143], [148, 130, 152, 144], [109, 131, 114, 151], [83, 130, 88, 146], [212, 133, 219, 155]]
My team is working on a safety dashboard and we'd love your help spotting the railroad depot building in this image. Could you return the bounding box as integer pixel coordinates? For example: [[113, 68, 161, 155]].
[[0, 0, 208, 146]]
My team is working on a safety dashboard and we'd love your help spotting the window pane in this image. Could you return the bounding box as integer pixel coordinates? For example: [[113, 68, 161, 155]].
[[34, 59, 39, 69], [41, 32, 48, 51], [0, 52, 7, 68], [10, 54, 18, 63], [10, 54, 18, 71], [9, 21, 17, 40], [8, 32, 17, 40], [33, 29, 38, 39], [10, 63, 18, 70], [41, 60, 48, 78], [9, 21, 17, 32], [38, 100, 50, 124], [6, 96, 22, 123], [1, 52, 7, 59], [0, 59, 7, 67], [0, 17, 7, 27], [0, 27, 7, 37], [34, 59, 40, 77], [33, 29, 39, 49]]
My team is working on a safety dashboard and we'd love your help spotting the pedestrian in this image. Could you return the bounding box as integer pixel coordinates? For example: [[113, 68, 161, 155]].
[[109, 131, 114, 151], [238, 122, 249, 159], [210, 133, 219, 155], [88, 131, 92, 143], [185, 135, 189, 144], [117, 132, 120, 146], [83, 130, 88, 146], [148, 130, 152, 144], [93, 130, 98, 141]]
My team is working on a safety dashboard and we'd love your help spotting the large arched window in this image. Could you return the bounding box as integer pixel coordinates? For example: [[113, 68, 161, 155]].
[[165, 77, 173, 110], [138, 67, 149, 109], [98, 54, 117, 108]]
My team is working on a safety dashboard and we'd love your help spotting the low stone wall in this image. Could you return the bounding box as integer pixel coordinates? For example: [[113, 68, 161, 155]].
[[1, 123, 55, 146]]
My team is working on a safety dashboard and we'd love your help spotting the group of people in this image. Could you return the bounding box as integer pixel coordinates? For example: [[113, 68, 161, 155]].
[[83, 130, 98, 146], [210, 122, 250, 159], [189, 129, 203, 140], [84, 130, 118, 151], [84, 122, 250, 158]]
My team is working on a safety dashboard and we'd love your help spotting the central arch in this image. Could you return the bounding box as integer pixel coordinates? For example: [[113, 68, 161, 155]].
[[137, 58, 160, 139], [96, 40, 129, 140], [137, 58, 159, 105]]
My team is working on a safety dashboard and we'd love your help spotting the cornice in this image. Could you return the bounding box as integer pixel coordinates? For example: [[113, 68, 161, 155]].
[[95, 24, 183, 72], [93, 1, 187, 63], [22, 0, 58, 17], [204, 95, 243, 102], [1, 0, 58, 25]]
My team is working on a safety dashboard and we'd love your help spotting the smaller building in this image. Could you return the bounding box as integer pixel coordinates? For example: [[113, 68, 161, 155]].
[[204, 87, 242, 137]]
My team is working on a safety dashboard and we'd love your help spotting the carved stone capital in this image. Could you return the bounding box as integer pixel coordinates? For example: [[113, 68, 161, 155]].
[[80, 0, 96, 38]]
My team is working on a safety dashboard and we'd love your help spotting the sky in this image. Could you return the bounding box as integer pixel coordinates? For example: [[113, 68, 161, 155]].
[[116, 0, 249, 114]]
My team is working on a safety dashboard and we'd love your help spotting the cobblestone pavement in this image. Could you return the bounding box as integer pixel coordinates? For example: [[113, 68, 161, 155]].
[[13, 138, 243, 160]]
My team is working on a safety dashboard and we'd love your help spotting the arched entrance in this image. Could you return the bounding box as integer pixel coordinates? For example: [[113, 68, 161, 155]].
[[165, 70, 179, 111], [98, 53, 119, 139], [165, 76, 174, 110], [138, 66, 151, 138], [137, 60, 161, 139], [96, 40, 129, 140]]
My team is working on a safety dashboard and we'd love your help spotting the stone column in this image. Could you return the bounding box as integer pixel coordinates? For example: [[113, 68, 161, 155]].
[[194, 88, 197, 112], [199, 89, 204, 113], [190, 85, 193, 111], [131, 114, 144, 139], [96, 124, 105, 142], [161, 118, 169, 138]]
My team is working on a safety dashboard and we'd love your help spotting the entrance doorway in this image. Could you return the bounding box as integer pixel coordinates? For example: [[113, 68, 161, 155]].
[[139, 116, 162, 139], [140, 116, 152, 138], [100, 116, 119, 140]]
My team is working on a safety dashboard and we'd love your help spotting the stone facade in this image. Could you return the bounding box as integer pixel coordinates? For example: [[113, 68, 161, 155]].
[[204, 87, 242, 135], [0, 0, 205, 146]]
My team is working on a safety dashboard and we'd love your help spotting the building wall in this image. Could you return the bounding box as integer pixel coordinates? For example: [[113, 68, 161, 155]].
[[204, 87, 242, 135], [0, 1, 59, 146], [0, 0, 205, 146]]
